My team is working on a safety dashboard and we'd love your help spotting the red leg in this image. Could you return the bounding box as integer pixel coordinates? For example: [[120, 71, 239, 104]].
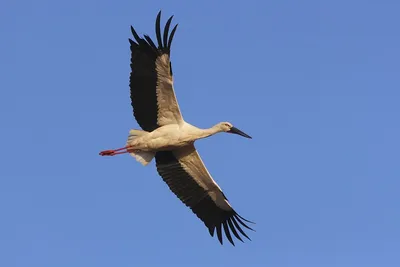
[[99, 146, 134, 156]]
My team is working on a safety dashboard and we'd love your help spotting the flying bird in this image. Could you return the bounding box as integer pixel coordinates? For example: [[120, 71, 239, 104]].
[[100, 11, 254, 245]]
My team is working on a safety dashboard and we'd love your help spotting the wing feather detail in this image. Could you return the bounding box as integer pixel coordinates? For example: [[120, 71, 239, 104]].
[[129, 11, 183, 131], [155, 145, 254, 245]]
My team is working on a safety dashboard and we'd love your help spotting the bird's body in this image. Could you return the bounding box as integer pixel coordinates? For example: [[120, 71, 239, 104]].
[[100, 11, 255, 245], [126, 122, 232, 152]]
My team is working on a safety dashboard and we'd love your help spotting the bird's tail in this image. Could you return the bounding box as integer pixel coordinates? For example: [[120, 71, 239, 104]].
[[127, 129, 147, 141], [126, 129, 155, 166]]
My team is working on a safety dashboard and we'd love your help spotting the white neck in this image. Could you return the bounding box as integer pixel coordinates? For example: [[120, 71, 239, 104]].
[[196, 124, 223, 139]]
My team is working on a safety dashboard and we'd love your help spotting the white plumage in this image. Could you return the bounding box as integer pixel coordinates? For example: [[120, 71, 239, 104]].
[[100, 11, 254, 245]]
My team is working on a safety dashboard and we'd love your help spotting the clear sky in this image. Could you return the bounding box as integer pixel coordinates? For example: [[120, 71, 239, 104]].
[[1, 0, 399, 266]]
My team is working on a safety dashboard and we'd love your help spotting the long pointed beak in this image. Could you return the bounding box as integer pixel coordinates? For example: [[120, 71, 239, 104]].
[[228, 126, 252, 139]]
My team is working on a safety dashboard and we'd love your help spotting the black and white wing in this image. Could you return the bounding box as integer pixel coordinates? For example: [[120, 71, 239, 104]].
[[155, 145, 254, 245], [129, 11, 183, 132]]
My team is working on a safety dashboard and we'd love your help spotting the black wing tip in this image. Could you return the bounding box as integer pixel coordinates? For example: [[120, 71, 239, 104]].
[[155, 11, 178, 52], [144, 35, 158, 51], [235, 212, 256, 225], [130, 26, 141, 43], [130, 11, 178, 53], [216, 224, 223, 245], [207, 214, 254, 246], [234, 214, 255, 232], [155, 11, 163, 48], [223, 221, 235, 246], [208, 226, 215, 237], [167, 24, 178, 50], [163, 15, 174, 48], [231, 216, 252, 241]]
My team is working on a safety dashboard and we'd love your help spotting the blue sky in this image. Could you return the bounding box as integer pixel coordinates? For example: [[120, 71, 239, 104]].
[[1, 0, 399, 266]]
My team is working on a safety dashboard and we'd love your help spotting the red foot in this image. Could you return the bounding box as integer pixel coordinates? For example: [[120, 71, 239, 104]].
[[99, 150, 116, 156], [99, 146, 133, 156]]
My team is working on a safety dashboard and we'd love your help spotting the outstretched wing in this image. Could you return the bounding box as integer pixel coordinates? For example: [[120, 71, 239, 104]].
[[129, 11, 183, 132], [155, 145, 254, 245]]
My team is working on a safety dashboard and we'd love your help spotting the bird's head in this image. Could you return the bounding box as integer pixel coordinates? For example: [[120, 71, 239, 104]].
[[218, 122, 252, 139]]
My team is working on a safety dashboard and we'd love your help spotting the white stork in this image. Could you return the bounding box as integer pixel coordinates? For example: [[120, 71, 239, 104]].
[[100, 11, 254, 245]]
